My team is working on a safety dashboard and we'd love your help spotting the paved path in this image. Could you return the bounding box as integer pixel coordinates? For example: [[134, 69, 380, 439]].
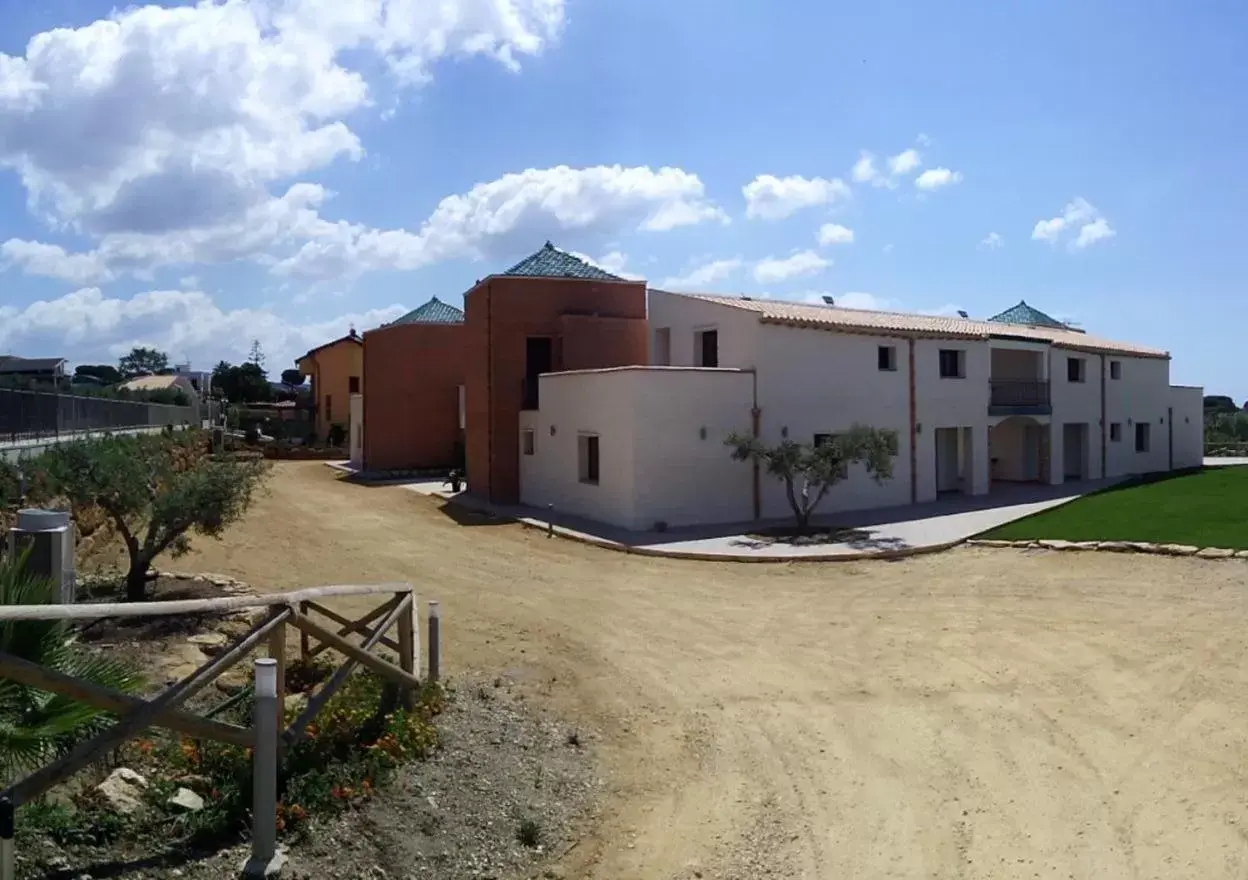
[[399, 476, 1118, 560], [1205, 456, 1248, 467]]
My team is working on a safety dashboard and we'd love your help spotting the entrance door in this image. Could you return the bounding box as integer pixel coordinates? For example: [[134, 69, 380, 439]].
[[935, 427, 961, 493], [1022, 423, 1041, 481], [1062, 423, 1086, 480]]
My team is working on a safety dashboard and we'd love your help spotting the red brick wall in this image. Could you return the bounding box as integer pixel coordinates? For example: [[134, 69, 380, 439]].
[[465, 277, 648, 502], [363, 322, 467, 472]]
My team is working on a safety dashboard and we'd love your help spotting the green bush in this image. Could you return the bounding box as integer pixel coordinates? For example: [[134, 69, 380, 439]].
[[327, 423, 347, 447]]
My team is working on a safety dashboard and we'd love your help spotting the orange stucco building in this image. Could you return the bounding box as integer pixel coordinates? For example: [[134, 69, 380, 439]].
[[361, 243, 648, 502], [296, 330, 362, 442]]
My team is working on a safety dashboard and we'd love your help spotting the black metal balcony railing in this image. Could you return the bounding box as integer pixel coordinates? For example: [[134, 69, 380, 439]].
[[521, 377, 540, 410], [990, 379, 1050, 409]]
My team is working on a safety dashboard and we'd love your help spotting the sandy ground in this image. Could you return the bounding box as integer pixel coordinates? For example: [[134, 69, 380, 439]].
[[178, 462, 1248, 880]]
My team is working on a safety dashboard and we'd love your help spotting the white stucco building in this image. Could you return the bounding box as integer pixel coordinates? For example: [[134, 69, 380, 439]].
[[518, 291, 1204, 532]]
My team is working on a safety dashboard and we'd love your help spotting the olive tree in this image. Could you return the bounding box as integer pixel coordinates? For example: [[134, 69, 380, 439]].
[[726, 425, 898, 532], [37, 432, 270, 601]]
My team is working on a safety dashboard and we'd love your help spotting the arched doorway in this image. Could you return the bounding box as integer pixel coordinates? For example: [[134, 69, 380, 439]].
[[989, 416, 1048, 486]]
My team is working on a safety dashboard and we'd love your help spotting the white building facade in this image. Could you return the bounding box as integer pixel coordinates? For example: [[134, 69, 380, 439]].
[[518, 291, 1204, 532]]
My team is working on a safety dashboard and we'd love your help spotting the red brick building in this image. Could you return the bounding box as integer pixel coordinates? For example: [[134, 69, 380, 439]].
[[362, 244, 648, 502]]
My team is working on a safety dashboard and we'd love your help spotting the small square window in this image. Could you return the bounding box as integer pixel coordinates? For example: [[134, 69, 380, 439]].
[[877, 345, 897, 371], [578, 434, 600, 484], [1110, 423, 1122, 442], [938, 349, 965, 378], [1067, 357, 1086, 383], [695, 329, 719, 367], [522, 429, 535, 456], [1109, 361, 1121, 380], [348, 375, 361, 394], [1135, 422, 1150, 453]]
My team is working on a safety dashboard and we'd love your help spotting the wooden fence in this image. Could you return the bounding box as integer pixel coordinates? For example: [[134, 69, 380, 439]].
[[0, 583, 443, 878]]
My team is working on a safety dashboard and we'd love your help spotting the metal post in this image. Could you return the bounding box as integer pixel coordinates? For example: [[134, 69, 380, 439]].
[[1, 796, 14, 880], [427, 600, 441, 684], [244, 658, 285, 878]]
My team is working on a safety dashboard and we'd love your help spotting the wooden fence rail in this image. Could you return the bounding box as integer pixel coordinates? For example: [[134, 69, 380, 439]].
[[0, 582, 444, 878]]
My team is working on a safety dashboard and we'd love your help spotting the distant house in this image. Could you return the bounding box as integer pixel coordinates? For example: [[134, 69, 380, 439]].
[[118, 374, 200, 403], [296, 329, 363, 442], [0, 356, 68, 388]]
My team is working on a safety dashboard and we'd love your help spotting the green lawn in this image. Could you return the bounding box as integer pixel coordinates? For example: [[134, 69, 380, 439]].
[[984, 466, 1248, 549]]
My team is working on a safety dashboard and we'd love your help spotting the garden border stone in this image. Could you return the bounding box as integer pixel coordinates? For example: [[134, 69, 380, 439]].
[[966, 538, 1242, 559]]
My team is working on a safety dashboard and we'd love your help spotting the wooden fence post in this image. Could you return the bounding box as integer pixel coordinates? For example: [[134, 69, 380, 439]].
[[396, 590, 418, 708], [427, 600, 441, 684], [298, 601, 310, 661], [268, 626, 287, 733]]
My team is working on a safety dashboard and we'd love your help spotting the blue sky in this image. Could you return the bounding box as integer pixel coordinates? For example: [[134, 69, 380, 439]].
[[0, 0, 1240, 396]]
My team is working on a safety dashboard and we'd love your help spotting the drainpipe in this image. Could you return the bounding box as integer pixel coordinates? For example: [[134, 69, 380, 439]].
[[1100, 354, 1107, 478], [486, 281, 493, 501], [908, 338, 917, 504], [750, 369, 760, 520]]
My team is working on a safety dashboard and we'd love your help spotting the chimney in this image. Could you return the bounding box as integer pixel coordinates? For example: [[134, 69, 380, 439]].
[[822, 296, 835, 306]]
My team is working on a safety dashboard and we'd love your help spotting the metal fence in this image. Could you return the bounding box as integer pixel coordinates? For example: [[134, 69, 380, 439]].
[[0, 388, 207, 444]]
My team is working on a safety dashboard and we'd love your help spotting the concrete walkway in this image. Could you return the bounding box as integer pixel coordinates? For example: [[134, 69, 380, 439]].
[[1204, 456, 1248, 467], [391, 475, 1118, 561]]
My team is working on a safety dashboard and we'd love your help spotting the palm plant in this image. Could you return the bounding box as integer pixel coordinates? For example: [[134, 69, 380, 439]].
[[0, 550, 141, 785]]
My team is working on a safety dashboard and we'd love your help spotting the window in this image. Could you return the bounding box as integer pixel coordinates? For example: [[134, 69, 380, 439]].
[[1109, 360, 1121, 380], [1067, 357, 1086, 383], [877, 345, 897, 371], [813, 433, 835, 447], [938, 349, 965, 379], [522, 429, 535, 456], [695, 329, 719, 367], [654, 328, 671, 366], [578, 434, 600, 484], [325, 394, 332, 422], [1110, 423, 1122, 442], [348, 375, 361, 394], [1135, 422, 1150, 452]]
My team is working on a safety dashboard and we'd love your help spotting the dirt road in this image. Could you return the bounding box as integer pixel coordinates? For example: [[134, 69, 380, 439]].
[[183, 463, 1248, 879]]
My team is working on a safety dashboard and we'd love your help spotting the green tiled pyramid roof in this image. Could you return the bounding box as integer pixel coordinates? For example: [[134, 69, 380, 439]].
[[502, 242, 624, 280], [390, 296, 464, 325], [988, 300, 1067, 329]]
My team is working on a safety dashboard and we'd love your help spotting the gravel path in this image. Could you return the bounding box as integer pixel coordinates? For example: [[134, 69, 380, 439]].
[[174, 462, 1248, 879]]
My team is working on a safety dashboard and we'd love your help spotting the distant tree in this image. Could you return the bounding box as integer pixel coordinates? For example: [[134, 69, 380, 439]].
[[73, 364, 123, 386], [248, 339, 266, 370], [725, 426, 898, 532], [280, 368, 304, 389], [118, 346, 169, 378], [35, 432, 270, 601], [212, 361, 272, 404], [1204, 395, 1238, 415]]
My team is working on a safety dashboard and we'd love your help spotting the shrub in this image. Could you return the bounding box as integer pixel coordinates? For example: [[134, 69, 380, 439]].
[[327, 423, 347, 448]]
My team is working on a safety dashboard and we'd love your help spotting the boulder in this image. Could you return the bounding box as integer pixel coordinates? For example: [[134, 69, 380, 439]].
[[1196, 547, 1235, 560], [1096, 541, 1135, 552], [1235, 551, 1248, 559], [187, 632, 229, 656], [168, 787, 205, 813], [1160, 544, 1200, 557], [1071, 541, 1100, 551], [96, 767, 148, 814]]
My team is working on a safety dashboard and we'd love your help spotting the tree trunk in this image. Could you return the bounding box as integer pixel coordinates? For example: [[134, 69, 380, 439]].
[[125, 555, 151, 602]]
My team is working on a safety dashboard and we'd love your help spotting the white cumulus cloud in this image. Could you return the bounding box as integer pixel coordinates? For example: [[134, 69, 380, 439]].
[[979, 231, 1004, 250], [753, 250, 830, 284], [742, 174, 851, 221], [817, 223, 854, 246], [660, 258, 743, 291], [915, 168, 963, 191], [888, 149, 922, 176], [1032, 197, 1115, 250]]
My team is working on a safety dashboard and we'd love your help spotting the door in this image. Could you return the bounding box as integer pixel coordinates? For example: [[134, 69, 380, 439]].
[[1063, 423, 1086, 480], [1022, 423, 1041, 481], [935, 428, 961, 492], [524, 337, 553, 408]]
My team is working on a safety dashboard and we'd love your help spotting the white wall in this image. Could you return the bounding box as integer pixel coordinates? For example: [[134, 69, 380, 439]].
[[519, 367, 754, 531], [914, 338, 990, 501], [754, 325, 916, 517], [518, 370, 638, 527], [1103, 354, 1173, 477], [1047, 348, 1105, 482], [647, 291, 760, 369], [1168, 385, 1204, 470]]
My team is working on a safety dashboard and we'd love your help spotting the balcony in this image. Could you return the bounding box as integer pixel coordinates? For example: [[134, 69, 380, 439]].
[[989, 379, 1051, 416], [521, 376, 540, 410]]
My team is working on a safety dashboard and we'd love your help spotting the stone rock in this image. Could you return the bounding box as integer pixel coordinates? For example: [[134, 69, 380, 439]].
[[1128, 541, 1160, 553], [1196, 547, 1235, 559], [968, 539, 1013, 548], [1010, 540, 1038, 549], [175, 774, 213, 792], [1160, 544, 1200, 556], [1096, 541, 1135, 552], [188, 632, 229, 655], [1039, 539, 1077, 551], [163, 642, 208, 682], [168, 787, 205, 812], [96, 767, 148, 814], [1235, 551, 1248, 559], [1071, 541, 1100, 551]]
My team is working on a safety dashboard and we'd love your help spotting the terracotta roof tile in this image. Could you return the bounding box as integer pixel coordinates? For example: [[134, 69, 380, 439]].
[[657, 292, 1168, 358]]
